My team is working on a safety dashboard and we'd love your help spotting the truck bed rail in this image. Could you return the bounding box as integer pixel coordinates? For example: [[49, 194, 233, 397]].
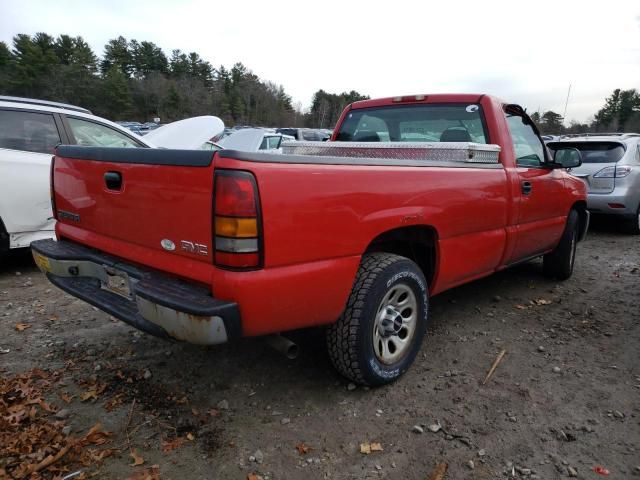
[[281, 141, 501, 164]]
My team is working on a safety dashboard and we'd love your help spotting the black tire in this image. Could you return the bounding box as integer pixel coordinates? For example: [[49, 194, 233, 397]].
[[543, 210, 579, 280], [0, 218, 9, 262], [326, 253, 429, 386], [623, 205, 640, 235]]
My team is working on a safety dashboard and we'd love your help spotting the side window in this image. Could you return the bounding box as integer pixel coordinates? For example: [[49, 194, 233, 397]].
[[0, 109, 61, 154], [267, 136, 282, 149], [67, 117, 141, 148], [506, 114, 546, 167]]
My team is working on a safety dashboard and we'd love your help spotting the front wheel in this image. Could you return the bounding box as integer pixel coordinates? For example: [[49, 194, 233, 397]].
[[543, 209, 579, 280], [326, 253, 429, 386]]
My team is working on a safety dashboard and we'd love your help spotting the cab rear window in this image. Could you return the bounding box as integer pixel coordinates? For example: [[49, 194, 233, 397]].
[[336, 104, 488, 143], [547, 141, 625, 164]]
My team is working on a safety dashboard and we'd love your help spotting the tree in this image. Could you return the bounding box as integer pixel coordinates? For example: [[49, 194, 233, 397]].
[[307, 89, 369, 128], [9, 33, 59, 96], [539, 111, 564, 134], [594, 88, 640, 131], [0, 41, 12, 91], [99, 65, 133, 119], [130, 40, 168, 78], [101, 36, 133, 76], [0, 30, 308, 126], [530, 111, 541, 126]]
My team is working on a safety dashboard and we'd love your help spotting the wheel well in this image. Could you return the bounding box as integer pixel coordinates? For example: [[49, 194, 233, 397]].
[[571, 201, 588, 241], [364, 226, 437, 286]]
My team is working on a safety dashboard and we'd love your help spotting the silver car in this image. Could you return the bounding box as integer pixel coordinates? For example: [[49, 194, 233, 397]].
[[548, 133, 640, 234]]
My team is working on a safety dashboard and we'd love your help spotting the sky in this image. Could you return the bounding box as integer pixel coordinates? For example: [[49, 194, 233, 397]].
[[1, 0, 639, 123]]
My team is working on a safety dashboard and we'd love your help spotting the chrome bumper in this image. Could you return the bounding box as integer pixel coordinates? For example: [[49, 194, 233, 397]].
[[30, 239, 241, 345]]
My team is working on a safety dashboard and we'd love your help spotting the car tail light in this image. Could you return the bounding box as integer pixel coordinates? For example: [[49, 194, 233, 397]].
[[593, 166, 632, 178], [213, 170, 262, 269], [50, 156, 58, 220]]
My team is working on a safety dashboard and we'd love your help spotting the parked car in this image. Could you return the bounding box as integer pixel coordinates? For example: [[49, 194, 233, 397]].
[[218, 128, 294, 152], [276, 127, 330, 141], [32, 93, 587, 386], [547, 133, 640, 234], [0, 95, 223, 258], [116, 121, 145, 135]]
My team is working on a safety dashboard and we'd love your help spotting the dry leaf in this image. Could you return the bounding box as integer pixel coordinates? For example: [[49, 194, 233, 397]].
[[161, 437, 185, 453], [83, 423, 113, 445], [427, 462, 448, 480], [295, 442, 311, 454], [514, 305, 528, 310], [126, 465, 160, 480], [15, 323, 31, 331], [370, 442, 383, 452], [186, 433, 195, 441], [59, 392, 74, 404], [247, 474, 260, 480], [80, 389, 98, 402], [130, 448, 145, 466]]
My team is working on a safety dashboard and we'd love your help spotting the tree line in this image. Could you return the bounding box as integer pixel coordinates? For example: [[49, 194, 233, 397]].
[[531, 88, 640, 135], [0, 32, 637, 133], [0, 32, 368, 127]]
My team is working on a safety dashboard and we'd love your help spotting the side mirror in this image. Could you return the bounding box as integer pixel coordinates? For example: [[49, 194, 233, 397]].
[[553, 147, 582, 168]]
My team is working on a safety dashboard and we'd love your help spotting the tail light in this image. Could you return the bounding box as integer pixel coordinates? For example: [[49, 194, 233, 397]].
[[593, 165, 632, 178], [50, 156, 58, 220], [213, 170, 262, 269]]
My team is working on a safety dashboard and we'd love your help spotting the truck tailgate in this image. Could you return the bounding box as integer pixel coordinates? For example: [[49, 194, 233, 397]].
[[53, 146, 215, 264]]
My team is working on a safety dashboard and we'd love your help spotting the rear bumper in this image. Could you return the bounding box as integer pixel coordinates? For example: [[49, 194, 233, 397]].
[[30, 239, 241, 345], [587, 188, 640, 216]]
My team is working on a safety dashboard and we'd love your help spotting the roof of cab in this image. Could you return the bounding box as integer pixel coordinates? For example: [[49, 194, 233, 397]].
[[349, 93, 489, 110]]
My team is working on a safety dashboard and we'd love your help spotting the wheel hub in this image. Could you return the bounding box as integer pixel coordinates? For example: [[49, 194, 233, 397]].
[[379, 306, 404, 337], [372, 284, 419, 365]]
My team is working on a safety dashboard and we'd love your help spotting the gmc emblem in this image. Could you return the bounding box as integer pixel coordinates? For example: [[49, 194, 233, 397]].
[[180, 240, 208, 256]]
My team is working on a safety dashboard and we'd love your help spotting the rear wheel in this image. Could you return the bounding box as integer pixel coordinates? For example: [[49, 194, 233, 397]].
[[326, 253, 429, 386], [0, 218, 9, 264], [543, 210, 579, 280], [623, 205, 640, 235]]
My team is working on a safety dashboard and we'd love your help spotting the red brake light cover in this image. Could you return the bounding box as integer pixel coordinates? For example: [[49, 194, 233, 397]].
[[215, 173, 257, 217]]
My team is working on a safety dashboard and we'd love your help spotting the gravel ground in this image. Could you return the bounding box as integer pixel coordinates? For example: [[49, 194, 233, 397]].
[[1, 222, 639, 480]]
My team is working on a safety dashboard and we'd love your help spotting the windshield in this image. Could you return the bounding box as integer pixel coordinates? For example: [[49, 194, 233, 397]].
[[335, 103, 488, 143], [547, 141, 625, 164]]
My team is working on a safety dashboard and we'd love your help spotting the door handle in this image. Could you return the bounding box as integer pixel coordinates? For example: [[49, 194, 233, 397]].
[[521, 181, 532, 195], [104, 171, 122, 191]]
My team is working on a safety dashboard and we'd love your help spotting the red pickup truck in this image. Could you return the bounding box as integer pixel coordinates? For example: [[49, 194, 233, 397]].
[[31, 94, 588, 385]]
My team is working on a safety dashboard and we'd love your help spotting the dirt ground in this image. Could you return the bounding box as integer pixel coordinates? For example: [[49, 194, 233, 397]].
[[1, 221, 639, 480]]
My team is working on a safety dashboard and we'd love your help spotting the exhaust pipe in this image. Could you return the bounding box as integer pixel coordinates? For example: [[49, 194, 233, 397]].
[[265, 335, 299, 359]]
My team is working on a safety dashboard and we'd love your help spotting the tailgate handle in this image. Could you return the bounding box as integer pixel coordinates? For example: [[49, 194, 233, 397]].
[[521, 181, 532, 195], [104, 171, 122, 191]]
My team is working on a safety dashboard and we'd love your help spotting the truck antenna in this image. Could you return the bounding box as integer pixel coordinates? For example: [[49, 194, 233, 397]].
[[562, 83, 572, 127]]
